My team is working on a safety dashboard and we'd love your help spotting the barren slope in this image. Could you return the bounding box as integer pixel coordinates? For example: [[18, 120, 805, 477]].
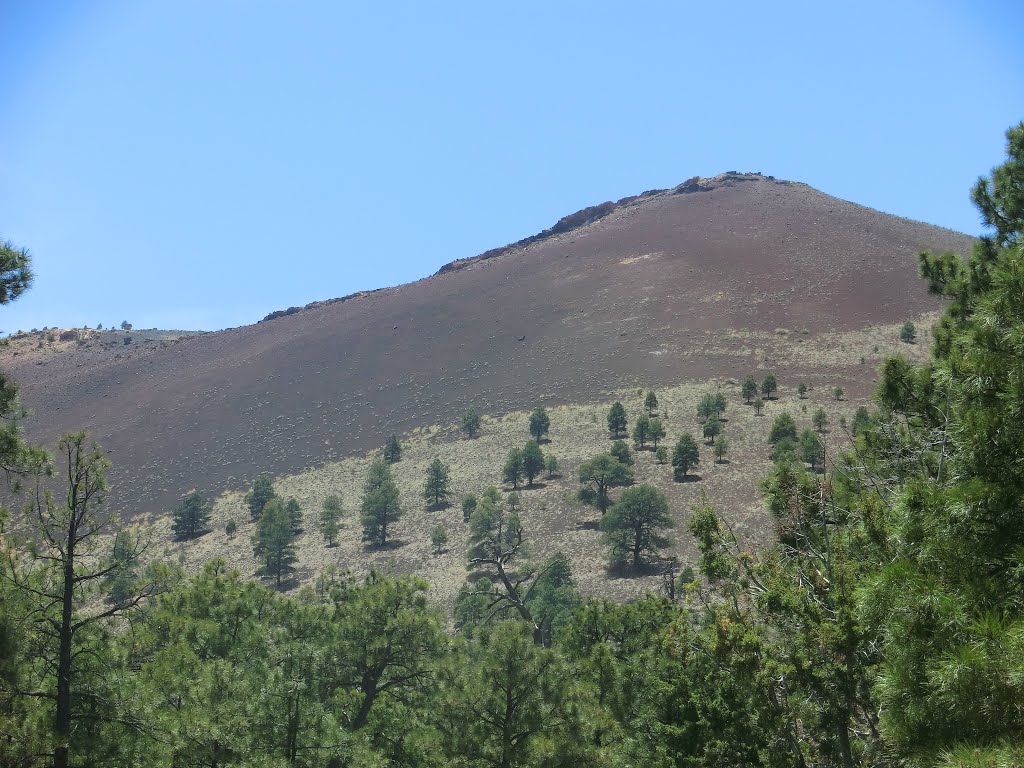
[[3, 173, 973, 517]]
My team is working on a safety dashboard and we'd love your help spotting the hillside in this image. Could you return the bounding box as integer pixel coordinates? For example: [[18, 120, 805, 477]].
[[2, 172, 972, 524]]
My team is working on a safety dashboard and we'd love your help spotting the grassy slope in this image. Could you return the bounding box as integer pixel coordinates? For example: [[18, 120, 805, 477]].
[[149, 316, 933, 615]]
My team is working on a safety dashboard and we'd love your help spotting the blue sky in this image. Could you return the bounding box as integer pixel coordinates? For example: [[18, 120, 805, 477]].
[[1, 1, 1022, 333]]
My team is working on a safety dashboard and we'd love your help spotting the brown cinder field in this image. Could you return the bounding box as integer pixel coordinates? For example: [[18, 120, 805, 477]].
[[2, 172, 968, 537]]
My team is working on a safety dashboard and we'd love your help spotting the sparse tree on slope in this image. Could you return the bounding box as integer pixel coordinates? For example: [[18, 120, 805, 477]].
[[579, 453, 634, 514], [528, 407, 550, 442], [320, 494, 343, 546], [423, 458, 452, 508], [360, 458, 402, 547], [245, 474, 275, 519], [253, 497, 297, 586], [503, 447, 524, 490], [461, 407, 481, 438], [644, 390, 659, 415], [742, 375, 758, 403], [382, 434, 402, 463], [171, 490, 210, 540], [607, 401, 628, 438], [761, 373, 778, 399], [648, 418, 666, 449], [521, 440, 545, 486], [610, 439, 634, 466], [633, 413, 651, 449], [600, 483, 673, 569], [672, 433, 700, 480]]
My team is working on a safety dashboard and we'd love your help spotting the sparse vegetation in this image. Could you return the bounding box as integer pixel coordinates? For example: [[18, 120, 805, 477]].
[[761, 373, 778, 399], [360, 458, 403, 547], [461, 407, 481, 438], [320, 494, 343, 546], [528, 406, 550, 442], [606, 401, 627, 437], [900, 320, 916, 343], [671, 433, 699, 480], [171, 490, 210, 539], [600, 483, 673, 569], [423, 457, 452, 507]]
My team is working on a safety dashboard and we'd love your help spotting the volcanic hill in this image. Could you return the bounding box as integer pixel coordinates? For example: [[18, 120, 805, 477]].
[[4, 172, 972, 520]]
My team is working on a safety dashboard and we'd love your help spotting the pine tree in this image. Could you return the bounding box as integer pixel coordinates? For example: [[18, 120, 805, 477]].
[[461, 408, 481, 438], [671, 434, 699, 480], [252, 497, 296, 586], [171, 490, 210, 539], [382, 434, 402, 463], [761, 373, 778, 399], [606, 402, 628, 438], [361, 459, 402, 547], [528, 407, 550, 442], [648, 418, 666, 449], [600, 484, 673, 569], [644, 390, 659, 415], [742, 375, 758, 403], [521, 441, 545, 486], [245, 474, 275, 519], [578, 453, 634, 514], [423, 458, 452, 507], [503, 448, 524, 489], [285, 497, 302, 532], [713, 435, 729, 464], [320, 494, 343, 546], [633, 413, 651, 449], [431, 524, 448, 555]]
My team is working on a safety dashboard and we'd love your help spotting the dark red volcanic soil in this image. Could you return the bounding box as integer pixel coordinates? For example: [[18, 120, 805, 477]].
[[3, 173, 973, 516]]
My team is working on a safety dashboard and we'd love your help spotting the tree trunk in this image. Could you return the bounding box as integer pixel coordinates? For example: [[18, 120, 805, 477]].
[[54, 528, 75, 768]]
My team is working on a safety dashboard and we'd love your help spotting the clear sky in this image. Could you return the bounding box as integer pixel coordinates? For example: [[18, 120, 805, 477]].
[[1, 1, 1022, 333]]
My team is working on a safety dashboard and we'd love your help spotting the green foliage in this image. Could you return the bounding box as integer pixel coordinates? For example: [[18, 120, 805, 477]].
[[521, 440, 545, 485], [502, 447, 523, 489], [360, 458, 402, 547], [431, 524, 447, 554], [423, 457, 452, 507], [655, 445, 667, 464], [900, 320, 916, 343], [607, 401, 627, 437], [285, 496, 302, 531], [0, 239, 33, 305], [528, 406, 550, 441], [671, 433, 699, 479], [461, 493, 477, 522], [768, 412, 798, 445], [798, 382, 808, 399], [832, 386, 844, 400], [703, 412, 722, 443], [225, 518, 236, 537], [812, 407, 828, 433], [578, 453, 634, 514], [545, 453, 558, 478], [742, 375, 758, 402], [697, 392, 717, 421], [382, 433, 401, 463], [799, 428, 824, 471], [761, 373, 778, 398], [647, 417, 665, 448], [320, 493, 343, 546], [244, 473, 275, 519], [633, 412, 651, 448], [600, 483, 673, 568], [436, 621, 590, 766], [644, 389, 659, 415], [461, 407, 481, 438], [714, 434, 729, 463], [171, 490, 210, 539], [609, 439, 633, 466], [252, 497, 297, 585], [753, 397, 764, 415], [714, 391, 727, 415]]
